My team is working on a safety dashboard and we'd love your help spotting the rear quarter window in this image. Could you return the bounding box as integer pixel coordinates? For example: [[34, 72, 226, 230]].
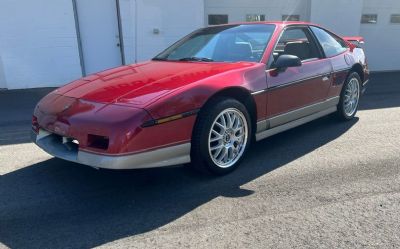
[[310, 26, 347, 57]]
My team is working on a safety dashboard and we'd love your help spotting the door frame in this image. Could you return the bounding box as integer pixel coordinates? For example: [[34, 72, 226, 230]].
[[71, 0, 125, 76]]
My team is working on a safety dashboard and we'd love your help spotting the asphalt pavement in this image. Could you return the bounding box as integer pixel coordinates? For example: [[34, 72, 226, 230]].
[[0, 72, 400, 249]]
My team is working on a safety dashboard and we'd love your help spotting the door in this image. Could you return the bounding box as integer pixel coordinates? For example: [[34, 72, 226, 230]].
[[266, 26, 332, 124], [75, 0, 123, 75]]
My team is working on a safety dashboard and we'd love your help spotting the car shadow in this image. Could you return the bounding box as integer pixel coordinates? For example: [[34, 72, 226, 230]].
[[0, 115, 358, 249]]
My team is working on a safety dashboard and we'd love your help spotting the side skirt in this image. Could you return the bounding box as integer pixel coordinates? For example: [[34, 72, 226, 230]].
[[255, 97, 339, 141]]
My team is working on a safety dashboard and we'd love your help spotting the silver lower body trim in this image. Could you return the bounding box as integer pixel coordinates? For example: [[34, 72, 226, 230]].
[[255, 97, 340, 141], [32, 129, 191, 169], [256, 106, 337, 141]]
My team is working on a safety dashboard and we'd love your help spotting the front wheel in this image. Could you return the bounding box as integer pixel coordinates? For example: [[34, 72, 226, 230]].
[[191, 97, 251, 175], [336, 72, 361, 121]]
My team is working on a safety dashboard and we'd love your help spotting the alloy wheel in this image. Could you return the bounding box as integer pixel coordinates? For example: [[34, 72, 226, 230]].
[[208, 108, 248, 168], [343, 78, 360, 117]]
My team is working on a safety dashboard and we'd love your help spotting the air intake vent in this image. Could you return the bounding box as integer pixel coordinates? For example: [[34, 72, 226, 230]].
[[87, 134, 109, 150]]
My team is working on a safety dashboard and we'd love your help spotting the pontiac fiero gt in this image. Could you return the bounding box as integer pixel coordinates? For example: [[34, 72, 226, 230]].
[[32, 22, 369, 175]]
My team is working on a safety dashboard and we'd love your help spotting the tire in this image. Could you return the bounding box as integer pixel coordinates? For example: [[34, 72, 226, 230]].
[[190, 97, 252, 175], [336, 72, 362, 121]]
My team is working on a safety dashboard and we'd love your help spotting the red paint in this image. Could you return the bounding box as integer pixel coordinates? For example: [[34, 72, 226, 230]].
[[33, 22, 369, 155]]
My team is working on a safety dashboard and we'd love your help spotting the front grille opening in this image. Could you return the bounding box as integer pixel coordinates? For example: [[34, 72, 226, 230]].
[[60, 136, 79, 152], [87, 134, 109, 150]]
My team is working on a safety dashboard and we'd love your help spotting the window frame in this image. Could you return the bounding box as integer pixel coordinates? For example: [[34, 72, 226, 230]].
[[282, 15, 300, 21], [246, 14, 266, 22], [361, 14, 378, 24], [390, 14, 400, 24], [267, 25, 325, 69], [309, 25, 349, 59]]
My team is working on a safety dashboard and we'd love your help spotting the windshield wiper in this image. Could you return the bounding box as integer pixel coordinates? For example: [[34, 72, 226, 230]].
[[152, 57, 169, 61], [178, 57, 214, 62]]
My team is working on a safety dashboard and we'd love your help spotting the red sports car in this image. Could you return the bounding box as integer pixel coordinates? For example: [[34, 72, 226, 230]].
[[32, 22, 369, 175]]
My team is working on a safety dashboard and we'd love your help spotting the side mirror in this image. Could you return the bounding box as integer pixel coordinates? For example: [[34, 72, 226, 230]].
[[274, 54, 302, 71]]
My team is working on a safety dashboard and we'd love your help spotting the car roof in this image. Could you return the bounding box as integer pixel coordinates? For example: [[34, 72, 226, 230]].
[[210, 21, 316, 27]]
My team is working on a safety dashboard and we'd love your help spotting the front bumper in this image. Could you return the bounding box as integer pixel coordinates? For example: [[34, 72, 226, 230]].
[[32, 129, 191, 169]]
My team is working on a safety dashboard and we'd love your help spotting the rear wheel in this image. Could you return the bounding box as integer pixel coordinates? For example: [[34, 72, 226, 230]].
[[337, 72, 361, 121], [191, 97, 251, 175]]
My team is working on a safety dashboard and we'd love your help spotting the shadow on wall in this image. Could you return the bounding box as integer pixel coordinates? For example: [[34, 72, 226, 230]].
[[0, 114, 358, 248]]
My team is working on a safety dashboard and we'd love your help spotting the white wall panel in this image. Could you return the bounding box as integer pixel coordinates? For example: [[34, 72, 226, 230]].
[[360, 0, 400, 71], [0, 0, 82, 89], [205, 0, 311, 23], [119, 0, 136, 64], [310, 0, 363, 36], [135, 0, 205, 61], [0, 0, 399, 89]]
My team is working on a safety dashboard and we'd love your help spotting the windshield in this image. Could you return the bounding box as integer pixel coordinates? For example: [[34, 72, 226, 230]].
[[153, 24, 275, 63]]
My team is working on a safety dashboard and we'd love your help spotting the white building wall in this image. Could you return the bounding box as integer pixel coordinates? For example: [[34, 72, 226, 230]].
[[135, 0, 205, 61], [0, 0, 82, 89], [205, 0, 311, 23], [119, 0, 136, 64], [310, 0, 363, 36], [0, 0, 399, 89], [360, 0, 400, 71]]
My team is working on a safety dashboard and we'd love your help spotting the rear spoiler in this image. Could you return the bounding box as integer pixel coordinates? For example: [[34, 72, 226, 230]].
[[343, 36, 365, 48]]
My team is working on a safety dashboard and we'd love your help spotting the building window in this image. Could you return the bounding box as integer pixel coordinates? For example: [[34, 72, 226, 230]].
[[361, 14, 378, 24], [391, 14, 400, 24], [208, 15, 228, 25], [246, 14, 265, 22], [282, 15, 300, 21]]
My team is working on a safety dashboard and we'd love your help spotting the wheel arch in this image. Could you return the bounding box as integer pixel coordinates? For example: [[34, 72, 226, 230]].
[[195, 86, 258, 136], [350, 63, 364, 82]]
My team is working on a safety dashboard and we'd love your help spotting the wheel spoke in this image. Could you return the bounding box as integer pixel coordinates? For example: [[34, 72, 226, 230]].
[[215, 121, 225, 130], [227, 147, 233, 161], [227, 112, 233, 128], [213, 146, 223, 158], [210, 135, 222, 143], [232, 115, 238, 129], [212, 129, 223, 137], [217, 147, 227, 162], [220, 115, 226, 127]]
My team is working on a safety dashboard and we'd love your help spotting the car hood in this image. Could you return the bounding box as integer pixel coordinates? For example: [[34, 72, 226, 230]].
[[56, 60, 257, 107]]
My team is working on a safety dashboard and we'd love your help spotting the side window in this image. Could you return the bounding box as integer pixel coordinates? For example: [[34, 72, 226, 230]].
[[274, 27, 321, 62], [310, 26, 347, 57]]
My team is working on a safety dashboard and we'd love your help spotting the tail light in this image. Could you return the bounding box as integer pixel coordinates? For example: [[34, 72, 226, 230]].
[[32, 116, 39, 134]]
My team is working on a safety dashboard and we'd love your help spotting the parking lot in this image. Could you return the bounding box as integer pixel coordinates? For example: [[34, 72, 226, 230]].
[[1, 72, 400, 248]]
